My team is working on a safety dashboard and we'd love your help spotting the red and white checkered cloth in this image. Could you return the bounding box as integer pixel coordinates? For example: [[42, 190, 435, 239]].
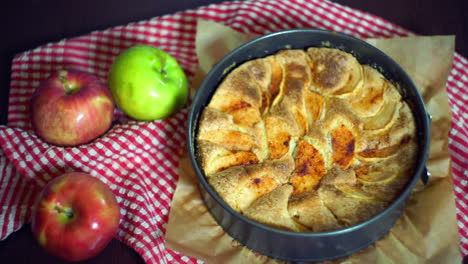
[[0, 0, 467, 262]]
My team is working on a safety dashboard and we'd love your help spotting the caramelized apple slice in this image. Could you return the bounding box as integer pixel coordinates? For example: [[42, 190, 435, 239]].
[[355, 163, 400, 184], [243, 58, 275, 115], [212, 151, 259, 172], [282, 62, 310, 101], [244, 58, 272, 91], [358, 135, 411, 159], [198, 129, 255, 151], [250, 120, 269, 162], [268, 55, 284, 108], [318, 185, 386, 226], [198, 141, 259, 175], [331, 124, 355, 168], [208, 166, 280, 212], [197, 107, 235, 134], [321, 167, 357, 185], [209, 94, 261, 128], [246, 157, 295, 185], [274, 49, 311, 100], [304, 89, 325, 122], [212, 61, 262, 107], [361, 143, 418, 201], [361, 85, 401, 131], [288, 192, 341, 232], [333, 184, 378, 201], [291, 105, 308, 136], [244, 184, 305, 231], [290, 140, 326, 194], [349, 66, 387, 117], [265, 115, 292, 159], [356, 102, 416, 154], [307, 47, 362, 95]]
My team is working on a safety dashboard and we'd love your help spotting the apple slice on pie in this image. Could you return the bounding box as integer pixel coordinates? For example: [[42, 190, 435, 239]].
[[307, 47, 363, 95], [290, 140, 327, 195], [349, 65, 387, 118], [318, 185, 387, 227], [208, 166, 279, 212], [361, 84, 402, 131], [330, 123, 356, 169], [198, 140, 259, 175], [288, 192, 342, 232], [244, 184, 305, 231]]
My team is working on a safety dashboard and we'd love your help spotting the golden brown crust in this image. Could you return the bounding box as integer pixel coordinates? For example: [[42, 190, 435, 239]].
[[197, 47, 418, 232]]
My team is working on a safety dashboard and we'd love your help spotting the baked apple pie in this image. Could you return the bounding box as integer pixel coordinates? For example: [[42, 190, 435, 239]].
[[196, 47, 418, 232]]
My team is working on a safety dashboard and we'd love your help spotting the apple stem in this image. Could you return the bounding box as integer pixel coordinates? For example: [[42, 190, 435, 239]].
[[59, 71, 76, 95], [54, 205, 74, 219]]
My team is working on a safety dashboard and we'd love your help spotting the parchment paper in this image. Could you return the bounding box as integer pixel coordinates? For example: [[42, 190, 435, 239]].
[[165, 20, 460, 264]]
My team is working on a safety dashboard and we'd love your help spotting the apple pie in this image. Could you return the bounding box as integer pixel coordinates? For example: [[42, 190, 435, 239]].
[[196, 47, 418, 232]]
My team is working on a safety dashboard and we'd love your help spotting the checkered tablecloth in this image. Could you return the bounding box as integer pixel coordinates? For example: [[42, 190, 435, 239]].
[[0, 0, 467, 263]]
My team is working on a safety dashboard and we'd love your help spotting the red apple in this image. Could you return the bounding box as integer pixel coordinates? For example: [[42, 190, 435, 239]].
[[30, 69, 114, 146], [31, 172, 120, 262]]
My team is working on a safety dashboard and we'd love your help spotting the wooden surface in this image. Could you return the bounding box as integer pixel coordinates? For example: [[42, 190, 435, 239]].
[[1, 0, 466, 263]]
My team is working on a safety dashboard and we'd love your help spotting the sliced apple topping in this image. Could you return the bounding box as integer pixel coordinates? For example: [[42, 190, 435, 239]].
[[208, 94, 261, 128], [361, 143, 418, 201], [271, 50, 311, 115], [307, 47, 362, 95], [197, 107, 236, 135], [244, 184, 305, 231], [331, 124, 355, 168], [288, 192, 341, 232], [215, 63, 263, 107], [318, 185, 386, 226], [212, 151, 259, 173], [265, 115, 292, 160], [282, 62, 309, 102], [355, 163, 400, 184], [244, 58, 272, 90], [304, 89, 325, 122], [208, 166, 280, 212], [357, 102, 416, 155], [321, 167, 357, 185], [246, 157, 295, 184], [333, 184, 378, 201], [198, 129, 255, 151], [250, 120, 269, 162], [243, 58, 275, 115], [268, 56, 284, 108], [291, 106, 308, 136], [290, 140, 326, 194], [361, 85, 402, 131], [197, 47, 418, 233], [246, 176, 279, 200], [349, 66, 387, 117], [358, 135, 411, 159], [198, 140, 259, 175]]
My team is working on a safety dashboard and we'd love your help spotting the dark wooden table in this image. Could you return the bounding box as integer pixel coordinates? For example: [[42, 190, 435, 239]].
[[1, 0, 466, 263]]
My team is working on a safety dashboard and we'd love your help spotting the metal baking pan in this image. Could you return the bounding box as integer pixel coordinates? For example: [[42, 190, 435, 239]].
[[187, 29, 431, 262]]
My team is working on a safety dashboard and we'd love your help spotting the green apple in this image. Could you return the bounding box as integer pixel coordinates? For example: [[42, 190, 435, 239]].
[[108, 45, 188, 120]]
